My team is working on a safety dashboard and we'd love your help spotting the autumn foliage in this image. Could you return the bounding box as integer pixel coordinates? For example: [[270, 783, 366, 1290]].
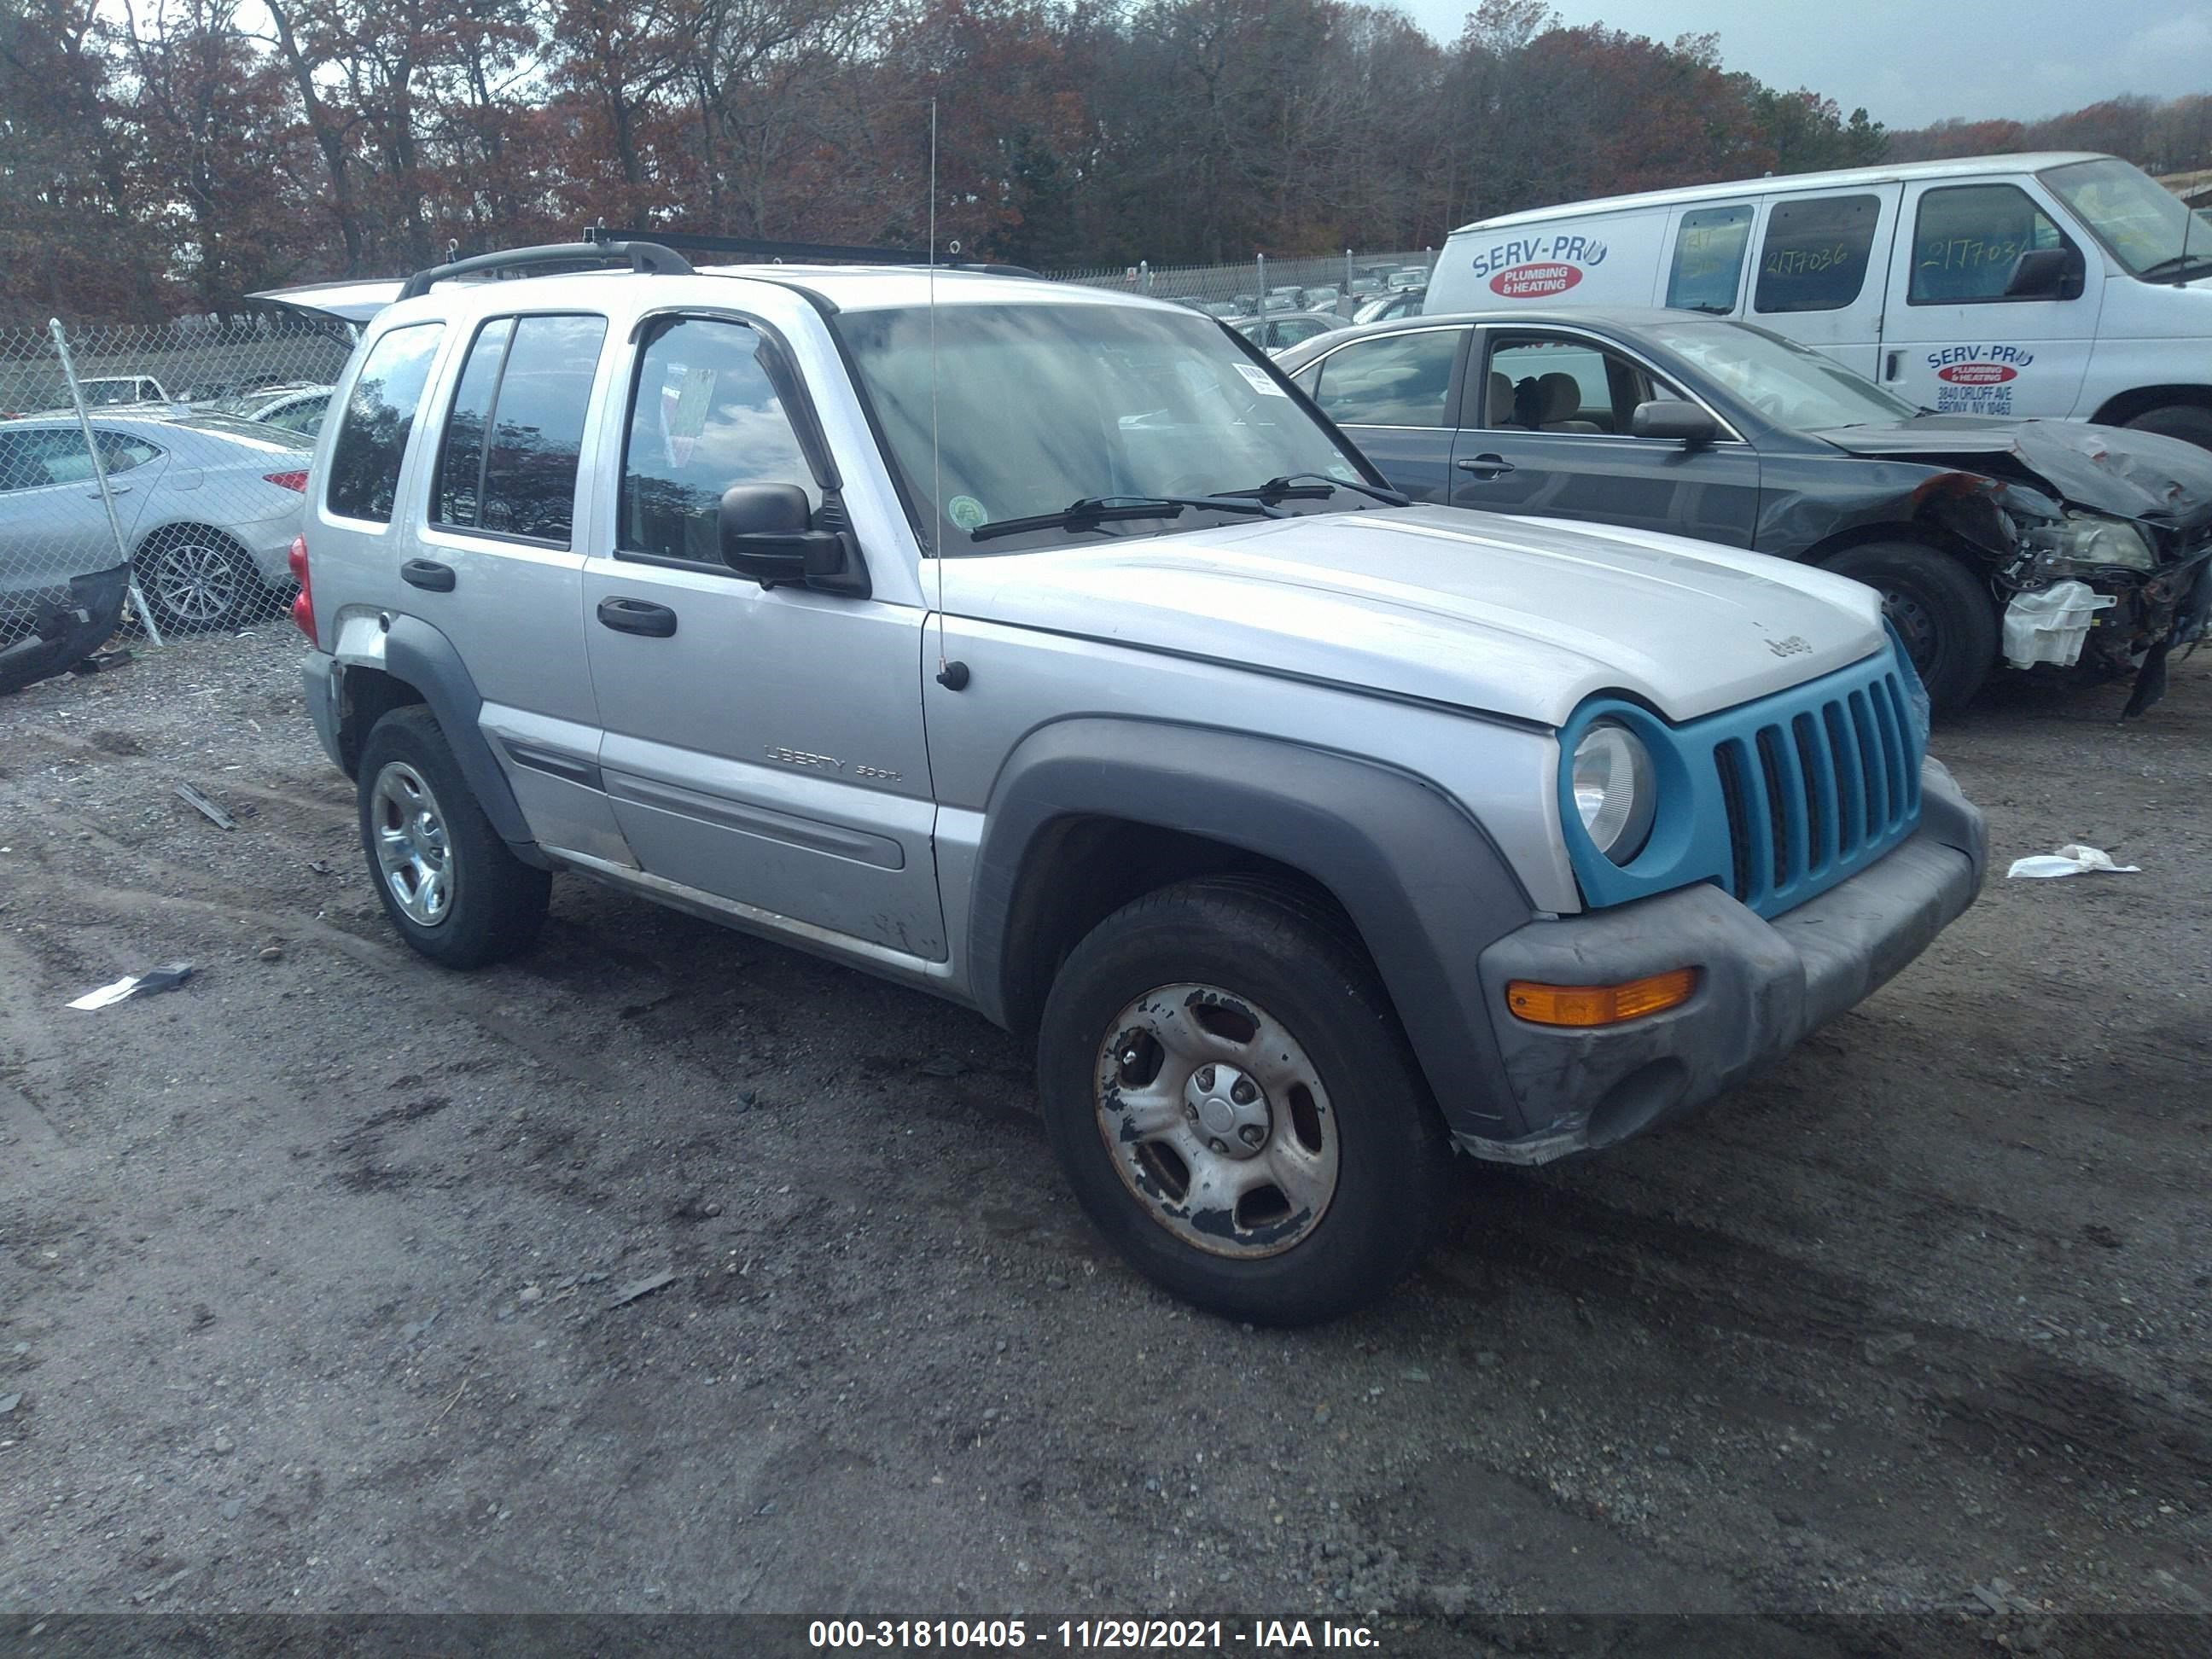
[[12, 0, 2165, 326]]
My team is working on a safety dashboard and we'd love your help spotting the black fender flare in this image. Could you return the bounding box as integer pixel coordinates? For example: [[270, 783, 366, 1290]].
[[371, 614, 548, 867], [968, 718, 1535, 1138]]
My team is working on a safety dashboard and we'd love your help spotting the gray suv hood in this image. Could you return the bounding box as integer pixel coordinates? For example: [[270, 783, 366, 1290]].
[[943, 505, 1887, 727]]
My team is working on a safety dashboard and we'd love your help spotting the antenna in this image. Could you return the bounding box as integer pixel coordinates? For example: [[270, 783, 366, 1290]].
[[924, 100, 970, 691]]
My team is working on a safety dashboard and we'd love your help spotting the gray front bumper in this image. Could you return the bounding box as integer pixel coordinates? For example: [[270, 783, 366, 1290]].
[[1458, 756, 1986, 1164]]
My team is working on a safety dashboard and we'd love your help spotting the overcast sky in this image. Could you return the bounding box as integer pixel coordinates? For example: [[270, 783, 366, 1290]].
[[1394, 0, 2212, 129]]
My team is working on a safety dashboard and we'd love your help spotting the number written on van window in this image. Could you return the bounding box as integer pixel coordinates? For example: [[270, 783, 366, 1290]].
[[1909, 185, 2070, 305], [433, 313, 608, 545], [1754, 195, 1881, 315], [1668, 205, 1754, 314], [326, 323, 445, 524]]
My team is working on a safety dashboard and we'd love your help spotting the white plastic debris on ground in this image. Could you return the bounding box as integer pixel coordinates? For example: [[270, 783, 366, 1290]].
[[67, 963, 195, 1010], [2005, 844, 2141, 879], [2002, 580, 2117, 670]]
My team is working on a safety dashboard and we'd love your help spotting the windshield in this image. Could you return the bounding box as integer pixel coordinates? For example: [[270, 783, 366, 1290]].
[[832, 300, 1370, 551], [1639, 317, 1920, 430], [2041, 157, 2212, 279]]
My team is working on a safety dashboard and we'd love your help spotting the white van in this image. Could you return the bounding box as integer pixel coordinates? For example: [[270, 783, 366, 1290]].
[[1427, 153, 2212, 449]]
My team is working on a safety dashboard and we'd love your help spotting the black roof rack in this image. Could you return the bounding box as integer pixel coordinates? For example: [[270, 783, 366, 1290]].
[[397, 240, 695, 301], [588, 224, 1042, 279]]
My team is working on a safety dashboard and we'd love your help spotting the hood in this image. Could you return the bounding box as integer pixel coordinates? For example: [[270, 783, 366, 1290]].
[[942, 505, 1886, 728], [1809, 416, 2212, 524]]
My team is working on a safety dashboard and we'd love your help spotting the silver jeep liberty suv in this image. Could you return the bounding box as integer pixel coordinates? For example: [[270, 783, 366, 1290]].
[[294, 241, 1987, 1324]]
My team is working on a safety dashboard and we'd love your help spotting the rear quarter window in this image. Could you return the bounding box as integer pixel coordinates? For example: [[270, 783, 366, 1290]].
[[325, 323, 445, 524]]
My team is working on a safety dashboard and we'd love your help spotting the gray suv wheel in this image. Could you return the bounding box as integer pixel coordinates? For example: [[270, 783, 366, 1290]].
[[356, 705, 550, 968]]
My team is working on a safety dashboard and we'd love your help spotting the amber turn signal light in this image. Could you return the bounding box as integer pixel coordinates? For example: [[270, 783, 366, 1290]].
[[1505, 968, 1698, 1027]]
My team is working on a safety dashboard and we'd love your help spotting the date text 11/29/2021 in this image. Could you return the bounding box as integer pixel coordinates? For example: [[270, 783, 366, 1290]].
[[807, 1618, 1382, 1650]]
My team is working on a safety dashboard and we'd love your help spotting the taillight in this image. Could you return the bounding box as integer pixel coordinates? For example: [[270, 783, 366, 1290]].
[[288, 534, 316, 644], [265, 470, 309, 492]]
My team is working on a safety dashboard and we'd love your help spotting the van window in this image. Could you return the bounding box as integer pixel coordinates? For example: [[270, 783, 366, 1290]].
[[433, 314, 604, 544], [1754, 195, 1881, 314], [326, 323, 445, 524], [619, 317, 819, 564], [1910, 185, 2069, 305], [1667, 205, 1754, 313]]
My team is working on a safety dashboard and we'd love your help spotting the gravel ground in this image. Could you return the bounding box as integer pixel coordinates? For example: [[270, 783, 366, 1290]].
[[0, 632, 2207, 1652]]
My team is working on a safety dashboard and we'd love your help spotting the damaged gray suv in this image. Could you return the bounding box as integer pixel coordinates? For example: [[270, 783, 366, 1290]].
[[294, 242, 1988, 1324]]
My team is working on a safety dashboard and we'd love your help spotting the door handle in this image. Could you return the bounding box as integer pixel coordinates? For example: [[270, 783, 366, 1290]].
[[1456, 454, 1516, 478], [1884, 352, 1902, 381], [597, 596, 678, 637], [400, 559, 456, 592], [85, 485, 131, 498]]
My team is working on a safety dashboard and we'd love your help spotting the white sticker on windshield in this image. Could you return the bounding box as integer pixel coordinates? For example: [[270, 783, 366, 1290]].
[[1234, 362, 1289, 397]]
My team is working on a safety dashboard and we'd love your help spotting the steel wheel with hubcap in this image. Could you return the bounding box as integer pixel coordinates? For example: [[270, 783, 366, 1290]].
[[1097, 983, 1340, 1258], [370, 760, 455, 927], [137, 527, 257, 632], [1039, 876, 1453, 1325]]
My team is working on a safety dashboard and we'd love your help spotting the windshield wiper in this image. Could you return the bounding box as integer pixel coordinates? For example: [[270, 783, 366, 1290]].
[[2135, 252, 2212, 282], [1212, 472, 1411, 508], [966, 493, 1282, 544]]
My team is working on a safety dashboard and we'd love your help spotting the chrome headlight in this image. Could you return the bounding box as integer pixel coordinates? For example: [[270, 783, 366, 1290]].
[[2026, 512, 2157, 573], [1571, 721, 1657, 864]]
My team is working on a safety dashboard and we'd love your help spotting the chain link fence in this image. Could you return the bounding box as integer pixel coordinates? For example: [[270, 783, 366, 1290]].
[[1050, 247, 1438, 321], [0, 316, 352, 694]]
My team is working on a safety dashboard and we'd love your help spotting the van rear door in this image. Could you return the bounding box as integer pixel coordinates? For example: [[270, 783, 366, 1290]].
[[1743, 184, 1902, 379], [1873, 176, 2101, 419]]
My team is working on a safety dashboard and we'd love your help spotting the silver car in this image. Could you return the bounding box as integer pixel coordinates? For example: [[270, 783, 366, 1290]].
[[241, 385, 335, 439], [0, 413, 311, 632]]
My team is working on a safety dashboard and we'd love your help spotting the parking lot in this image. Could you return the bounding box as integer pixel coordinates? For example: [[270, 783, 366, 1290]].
[[1, 632, 2208, 1644]]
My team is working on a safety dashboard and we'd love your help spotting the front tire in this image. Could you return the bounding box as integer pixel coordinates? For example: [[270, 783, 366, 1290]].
[[1037, 877, 1452, 1325], [135, 525, 263, 632], [357, 706, 550, 968], [1824, 541, 1997, 715]]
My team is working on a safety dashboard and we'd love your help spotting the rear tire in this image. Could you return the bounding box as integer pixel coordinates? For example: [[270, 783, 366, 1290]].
[[1037, 876, 1453, 1325], [2123, 403, 2212, 453], [357, 705, 550, 969], [1824, 541, 1997, 715], [135, 525, 263, 633]]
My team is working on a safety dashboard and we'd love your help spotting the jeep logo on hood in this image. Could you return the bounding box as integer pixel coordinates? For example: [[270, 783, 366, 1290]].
[[1490, 262, 1583, 299]]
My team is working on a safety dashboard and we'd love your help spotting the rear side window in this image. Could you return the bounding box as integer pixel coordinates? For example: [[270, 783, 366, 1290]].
[[432, 313, 606, 545], [1909, 185, 2070, 304], [1755, 195, 1881, 314], [1309, 330, 1458, 428], [1667, 204, 1754, 313], [618, 317, 818, 564], [326, 323, 445, 523]]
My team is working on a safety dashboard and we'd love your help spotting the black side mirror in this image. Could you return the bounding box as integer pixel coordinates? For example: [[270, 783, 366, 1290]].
[[718, 483, 860, 593], [1630, 399, 1719, 447], [2004, 245, 2085, 301]]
